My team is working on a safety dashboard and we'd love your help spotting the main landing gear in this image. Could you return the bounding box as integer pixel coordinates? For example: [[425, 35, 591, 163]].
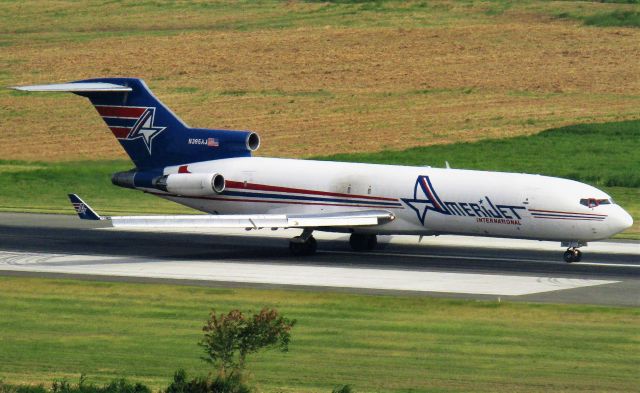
[[562, 241, 586, 263], [288, 231, 379, 256], [349, 233, 378, 251], [289, 228, 317, 256]]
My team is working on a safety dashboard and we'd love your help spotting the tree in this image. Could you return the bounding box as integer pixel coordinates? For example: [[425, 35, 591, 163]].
[[199, 308, 296, 376]]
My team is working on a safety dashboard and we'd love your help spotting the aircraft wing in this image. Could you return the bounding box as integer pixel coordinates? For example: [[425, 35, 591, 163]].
[[68, 194, 395, 229]]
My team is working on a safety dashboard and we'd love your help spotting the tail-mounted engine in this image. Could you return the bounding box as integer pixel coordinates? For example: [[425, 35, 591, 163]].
[[112, 170, 226, 197], [154, 173, 225, 196]]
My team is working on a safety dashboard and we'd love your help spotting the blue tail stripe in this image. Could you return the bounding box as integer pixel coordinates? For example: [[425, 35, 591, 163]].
[[102, 117, 138, 128]]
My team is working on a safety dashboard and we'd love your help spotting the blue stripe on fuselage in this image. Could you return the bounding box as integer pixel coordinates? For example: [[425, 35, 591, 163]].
[[223, 190, 402, 207], [531, 212, 606, 220]]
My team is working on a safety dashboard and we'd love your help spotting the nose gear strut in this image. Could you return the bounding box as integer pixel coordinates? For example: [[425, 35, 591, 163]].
[[561, 241, 586, 263]]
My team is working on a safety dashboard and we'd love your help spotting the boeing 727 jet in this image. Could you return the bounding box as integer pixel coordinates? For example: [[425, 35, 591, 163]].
[[12, 78, 633, 262]]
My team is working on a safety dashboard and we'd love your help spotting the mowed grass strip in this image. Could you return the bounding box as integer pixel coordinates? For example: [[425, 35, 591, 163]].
[[0, 276, 638, 393]]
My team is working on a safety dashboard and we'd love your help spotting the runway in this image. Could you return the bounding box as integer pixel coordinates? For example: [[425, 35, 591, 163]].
[[0, 212, 638, 306]]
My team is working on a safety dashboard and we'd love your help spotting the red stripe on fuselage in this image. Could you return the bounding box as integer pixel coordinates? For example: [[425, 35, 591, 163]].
[[150, 192, 404, 209], [95, 106, 146, 118], [225, 180, 397, 202], [109, 126, 131, 138]]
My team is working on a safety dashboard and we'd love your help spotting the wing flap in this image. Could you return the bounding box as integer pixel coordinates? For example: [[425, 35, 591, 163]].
[[69, 194, 394, 229], [110, 210, 393, 229]]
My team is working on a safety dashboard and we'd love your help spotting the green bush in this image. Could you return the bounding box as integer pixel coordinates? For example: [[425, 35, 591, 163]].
[[164, 370, 250, 393], [199, 309, 296, 376]]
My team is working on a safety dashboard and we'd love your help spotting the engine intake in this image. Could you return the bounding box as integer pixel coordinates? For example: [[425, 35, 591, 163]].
[[246, 132, 260, 151], [154, 173, 225, 196]]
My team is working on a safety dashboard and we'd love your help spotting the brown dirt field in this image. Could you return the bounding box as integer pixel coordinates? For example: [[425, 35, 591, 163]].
[[1, 1, 639, 160]]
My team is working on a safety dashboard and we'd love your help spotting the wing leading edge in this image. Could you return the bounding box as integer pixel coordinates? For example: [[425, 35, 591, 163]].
[[68, 194, 395, 229]]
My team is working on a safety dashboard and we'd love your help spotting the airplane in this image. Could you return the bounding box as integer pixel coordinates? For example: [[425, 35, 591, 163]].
[[12, 78, 633, 263]]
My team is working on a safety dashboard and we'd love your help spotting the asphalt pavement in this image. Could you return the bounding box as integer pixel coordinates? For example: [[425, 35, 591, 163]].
[[0, 212, 638, 306]]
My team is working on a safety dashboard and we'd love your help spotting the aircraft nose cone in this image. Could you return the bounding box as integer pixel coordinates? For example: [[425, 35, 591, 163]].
[[609, 207, 634, 234]]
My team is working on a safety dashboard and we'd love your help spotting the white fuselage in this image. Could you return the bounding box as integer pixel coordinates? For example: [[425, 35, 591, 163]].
[[147, 157, 632, 242]]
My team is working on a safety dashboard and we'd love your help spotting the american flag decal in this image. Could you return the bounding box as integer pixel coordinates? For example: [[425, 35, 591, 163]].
[[207, 137, 219, 147]]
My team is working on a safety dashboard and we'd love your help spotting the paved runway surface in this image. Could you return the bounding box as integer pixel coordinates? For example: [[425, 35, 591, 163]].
[[0, 212, 638, 306]]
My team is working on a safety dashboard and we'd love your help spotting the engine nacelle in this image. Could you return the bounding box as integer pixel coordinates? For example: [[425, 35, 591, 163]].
[[154, 173, 225, 196]]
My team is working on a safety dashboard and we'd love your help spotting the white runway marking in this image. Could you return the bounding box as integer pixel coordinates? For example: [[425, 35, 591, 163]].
[[0, 251, 618, 296]]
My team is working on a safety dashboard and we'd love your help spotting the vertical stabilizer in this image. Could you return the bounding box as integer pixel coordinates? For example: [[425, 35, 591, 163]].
[[12, 78, 260, 170]]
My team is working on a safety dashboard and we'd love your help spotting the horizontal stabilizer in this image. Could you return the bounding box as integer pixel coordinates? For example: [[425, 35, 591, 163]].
[[10, 82, 131, 93]]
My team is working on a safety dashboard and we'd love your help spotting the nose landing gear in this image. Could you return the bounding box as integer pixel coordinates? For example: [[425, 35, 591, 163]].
[[561, 241, 586, 263], [563, 248, 582, 263]]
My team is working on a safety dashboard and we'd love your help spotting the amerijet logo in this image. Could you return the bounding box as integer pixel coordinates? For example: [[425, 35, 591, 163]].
[[402, 176, 449, 225], [402, 176, 527, 226], [96, 105, 166, 154]]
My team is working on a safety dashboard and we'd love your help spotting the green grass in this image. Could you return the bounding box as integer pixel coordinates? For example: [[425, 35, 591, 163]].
[[584, 10, 640, 27], [317, 120, 640, 188], [0, 160, 193, 215], [554, 2, 640, 28], [0, 276, 638, 393]]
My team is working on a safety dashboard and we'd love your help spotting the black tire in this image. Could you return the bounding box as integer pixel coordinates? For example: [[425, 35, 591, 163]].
[[365, 234, 377, 250], [349, 234, 377, 251], [574, 249, 582, 262], [563, 250, 575, 263], [306, 236, 317, 255], [289, 236, 317, 256]]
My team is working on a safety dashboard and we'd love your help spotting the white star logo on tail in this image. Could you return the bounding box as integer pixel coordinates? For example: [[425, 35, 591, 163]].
[[127, 108, 166, 154]]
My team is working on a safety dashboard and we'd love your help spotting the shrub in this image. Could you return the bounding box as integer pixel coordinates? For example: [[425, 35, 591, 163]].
[[164, 370, 250, 393], [199, 308, 296, 376]]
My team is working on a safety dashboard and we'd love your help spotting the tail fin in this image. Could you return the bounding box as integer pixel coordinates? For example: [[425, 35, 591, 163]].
[[12, 78, 260, 170]]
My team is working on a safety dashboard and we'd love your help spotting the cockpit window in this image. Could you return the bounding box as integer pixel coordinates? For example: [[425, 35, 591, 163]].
[[580, 198, 612, 207]]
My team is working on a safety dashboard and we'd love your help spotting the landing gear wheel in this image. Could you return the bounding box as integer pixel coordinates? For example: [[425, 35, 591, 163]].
[[573, 249, 582, 262], [289, 236, 317, 256], [349, 234, 377, 251], [563, 248, 582, 263]]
